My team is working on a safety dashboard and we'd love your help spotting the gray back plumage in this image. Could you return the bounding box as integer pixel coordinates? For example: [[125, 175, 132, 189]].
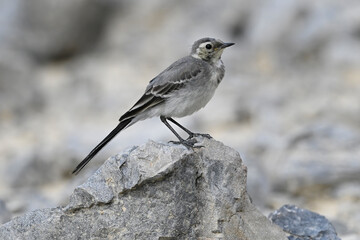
[[147, 56, 211, 92], [120, 56, 213, 121]]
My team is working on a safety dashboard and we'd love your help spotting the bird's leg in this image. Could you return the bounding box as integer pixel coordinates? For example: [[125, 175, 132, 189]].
[[160, 116, 202, 148], [167, 117, 212, 140]]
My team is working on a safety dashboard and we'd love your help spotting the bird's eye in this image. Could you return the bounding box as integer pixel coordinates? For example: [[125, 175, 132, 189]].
[[205, 44, 212, 50]]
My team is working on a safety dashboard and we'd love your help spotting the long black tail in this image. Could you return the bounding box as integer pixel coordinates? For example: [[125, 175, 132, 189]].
[[72, 118, 133, 174]]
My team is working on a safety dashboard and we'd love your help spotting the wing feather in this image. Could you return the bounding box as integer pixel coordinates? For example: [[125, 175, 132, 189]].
[[119, 94, 164, 121], [119, 57, 204, 121]]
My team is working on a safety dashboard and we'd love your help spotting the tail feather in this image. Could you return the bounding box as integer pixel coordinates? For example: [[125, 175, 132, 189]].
[[72, 118, 133, 174]]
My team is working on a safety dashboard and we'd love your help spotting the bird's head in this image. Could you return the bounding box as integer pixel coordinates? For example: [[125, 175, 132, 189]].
[[191, 38, 234, 62]]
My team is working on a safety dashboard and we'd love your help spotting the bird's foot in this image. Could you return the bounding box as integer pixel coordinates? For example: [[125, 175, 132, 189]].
[[169, 138, 203, 149], [187, 132, 212, 140]]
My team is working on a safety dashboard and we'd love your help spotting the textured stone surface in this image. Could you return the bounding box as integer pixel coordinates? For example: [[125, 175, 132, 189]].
[[0, 138, 287, 240], [269, 204, 340, 240]]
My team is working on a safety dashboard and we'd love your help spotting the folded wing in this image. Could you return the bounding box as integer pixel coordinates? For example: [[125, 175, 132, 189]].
[[120, 57, 202, 122]]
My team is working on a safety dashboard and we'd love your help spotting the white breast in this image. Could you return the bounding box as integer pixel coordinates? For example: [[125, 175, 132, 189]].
[[163, 62, 224, 118]]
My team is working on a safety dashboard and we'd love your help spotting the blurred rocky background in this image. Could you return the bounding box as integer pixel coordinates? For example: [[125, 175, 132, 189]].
[[0, 0, 359, 239]]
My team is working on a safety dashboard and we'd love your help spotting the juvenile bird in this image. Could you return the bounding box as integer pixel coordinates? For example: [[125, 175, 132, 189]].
[[73, 37, 234, 174]]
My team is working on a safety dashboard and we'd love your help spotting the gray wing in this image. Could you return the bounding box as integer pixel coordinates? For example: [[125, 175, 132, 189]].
[[119, 56, 205, 121]]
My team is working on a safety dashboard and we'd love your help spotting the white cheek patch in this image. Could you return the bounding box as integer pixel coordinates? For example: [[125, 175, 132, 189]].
[[191, 53, 201, 59], [191, 48, 201, 59]]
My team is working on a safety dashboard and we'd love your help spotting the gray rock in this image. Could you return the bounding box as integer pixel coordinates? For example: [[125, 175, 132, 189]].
[[269, 204, 340, 240], [0, 48, 43, 118], [247, 0, 360, 66], [0, 0, 115, 61], [272, 122, 360, 193], [0, 200, 11, 224], [0, 138, 287, 240], [5, 149, 74, 188]]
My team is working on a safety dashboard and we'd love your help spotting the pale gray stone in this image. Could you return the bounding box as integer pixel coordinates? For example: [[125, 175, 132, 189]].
[[0, 138, 287, 240], [0, 0, 115, 61], [0, 200, 11, 224]]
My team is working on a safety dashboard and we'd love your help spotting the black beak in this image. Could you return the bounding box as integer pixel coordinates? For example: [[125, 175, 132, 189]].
[[220, 42, 235, 49]]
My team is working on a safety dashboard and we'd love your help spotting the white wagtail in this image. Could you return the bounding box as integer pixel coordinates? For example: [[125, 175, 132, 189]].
[[72, 37, 234, 174]]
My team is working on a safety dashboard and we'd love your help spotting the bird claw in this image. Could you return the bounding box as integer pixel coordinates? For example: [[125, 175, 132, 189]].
[[169, 138, 204, 149], [187, 133, 212, 140]]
